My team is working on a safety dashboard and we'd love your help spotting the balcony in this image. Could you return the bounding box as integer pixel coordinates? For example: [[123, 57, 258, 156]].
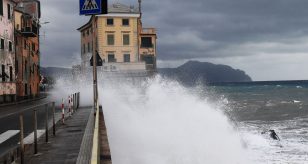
[[21, 24, 38, 37], [141, 28, 156, 35]]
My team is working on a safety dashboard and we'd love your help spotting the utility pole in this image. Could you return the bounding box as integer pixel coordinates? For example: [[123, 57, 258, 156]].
[[93, 50, 98, 112]]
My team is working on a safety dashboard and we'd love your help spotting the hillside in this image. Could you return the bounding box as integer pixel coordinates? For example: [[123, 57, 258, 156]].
[[158, 61, 252, 85], [40, 67, 72, 78]]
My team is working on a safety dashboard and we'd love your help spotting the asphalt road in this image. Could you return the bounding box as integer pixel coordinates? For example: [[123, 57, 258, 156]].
[[0, 98, 62, 156]]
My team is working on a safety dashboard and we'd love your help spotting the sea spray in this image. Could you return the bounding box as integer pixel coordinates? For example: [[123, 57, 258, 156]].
[[51, 75, 252, 164], [101, 76, 250, 164]]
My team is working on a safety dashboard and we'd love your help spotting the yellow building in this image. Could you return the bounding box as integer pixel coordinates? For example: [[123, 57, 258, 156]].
[[77, 2, 157, 73]]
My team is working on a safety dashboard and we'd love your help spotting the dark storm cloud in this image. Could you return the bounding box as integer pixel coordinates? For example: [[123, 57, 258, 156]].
[[138, 0, 308, 60], [40, 0, 308, 80]]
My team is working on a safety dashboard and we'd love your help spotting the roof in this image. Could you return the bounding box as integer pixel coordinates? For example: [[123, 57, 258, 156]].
[[77, 15, 95, 31]]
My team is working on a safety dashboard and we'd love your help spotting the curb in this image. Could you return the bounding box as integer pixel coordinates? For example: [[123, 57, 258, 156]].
[[0, 96, 47, 107]]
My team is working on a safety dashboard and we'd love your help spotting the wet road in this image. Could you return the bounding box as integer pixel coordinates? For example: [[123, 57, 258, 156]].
[[0, 98, 61, 156]]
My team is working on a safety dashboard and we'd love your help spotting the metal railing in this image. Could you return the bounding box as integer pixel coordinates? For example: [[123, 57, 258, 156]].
[[0, 92, 81, 164], [18, 102, 56, 164]]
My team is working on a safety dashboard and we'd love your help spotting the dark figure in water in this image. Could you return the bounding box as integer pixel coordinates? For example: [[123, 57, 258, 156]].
[[269, 130, 280, 141]]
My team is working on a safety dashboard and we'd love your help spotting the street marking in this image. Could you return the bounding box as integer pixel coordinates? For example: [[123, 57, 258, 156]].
[[23, 130, 45, 145], [82, 0, 99, 11], [0, 130, 20, 144]]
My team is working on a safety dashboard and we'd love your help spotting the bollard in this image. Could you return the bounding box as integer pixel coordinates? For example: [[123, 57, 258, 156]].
[[76, 93, 78, 109], [72, 94, 74, 112], [61, 98, 65, 124], [78, 92, 80, 108], [45, 104, 49, 143], [33, 109, 38, 154], [73, 93, 75, 111], [75, 93, 78, 109], [74, 93, 76, 110], [68, 96, 71, 116], [19, 114, 24, 164], [52, 102, 56, 136]]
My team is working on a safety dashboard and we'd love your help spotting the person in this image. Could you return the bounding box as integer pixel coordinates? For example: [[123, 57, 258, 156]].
[[269, 130, 280, 141]]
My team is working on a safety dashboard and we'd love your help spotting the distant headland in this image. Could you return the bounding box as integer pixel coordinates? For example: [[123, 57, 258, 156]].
[[158, 61, 252, 85]]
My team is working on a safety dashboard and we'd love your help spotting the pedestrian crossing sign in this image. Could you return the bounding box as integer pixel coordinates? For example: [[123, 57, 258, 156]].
[[80, 0, 107, 15]]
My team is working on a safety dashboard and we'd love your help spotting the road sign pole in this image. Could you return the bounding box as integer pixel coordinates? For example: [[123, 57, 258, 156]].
[[93, 50, 98, 113]]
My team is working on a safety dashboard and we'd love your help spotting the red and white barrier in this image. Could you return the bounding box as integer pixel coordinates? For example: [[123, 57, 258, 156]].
[[68, 96, 72, 117], [61, 98, 65, 124]]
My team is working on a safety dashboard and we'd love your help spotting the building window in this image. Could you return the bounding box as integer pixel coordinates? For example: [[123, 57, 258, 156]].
[[107, 18, 114, 26], [123, 34, 130, 45], [82, 32, 85, 37], [7, 4, 11, 19], [124, 54, 130, 62], [9, 66, 12, 81], [33, 64, 35, 74], [141, 37, 153, 48], [107, 34, 114, 45], [24, 40, 27, 49], [108, 54, 116, 62], [9, 41, 12, 51], [0, 38, 4, 49], [0, 0, 3, 16], [32, 43, 35, 51], [1, 65, 5, 82], [88, 42, 91, 52], [122, 19, 129, 26], [142, 55, 155, 65], [87, 29, 89, 36], [15, 60, 18, 74]]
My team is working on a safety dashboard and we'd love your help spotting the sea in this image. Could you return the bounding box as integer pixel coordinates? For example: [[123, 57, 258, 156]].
[[208, 80, 308, 163], [52, 76, 308, 164]]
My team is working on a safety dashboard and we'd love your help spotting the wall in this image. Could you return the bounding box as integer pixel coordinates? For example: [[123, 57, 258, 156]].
[[0, 0, 16, 103], [96, 15, 139, 63]]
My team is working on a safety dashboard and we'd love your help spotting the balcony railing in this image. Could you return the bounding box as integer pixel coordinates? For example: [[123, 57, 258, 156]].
[[21, 24, 38, 37], [140, 44, 154, 48], [141, 28, 156, 34]]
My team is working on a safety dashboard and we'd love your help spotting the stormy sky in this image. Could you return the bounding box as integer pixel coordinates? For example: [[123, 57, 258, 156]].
[[40, 0, 308, 81]]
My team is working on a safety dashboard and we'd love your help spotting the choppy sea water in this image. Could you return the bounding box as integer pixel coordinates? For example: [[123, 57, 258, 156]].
[[52, 76, 308, 164], [210, 81, 308, 163]]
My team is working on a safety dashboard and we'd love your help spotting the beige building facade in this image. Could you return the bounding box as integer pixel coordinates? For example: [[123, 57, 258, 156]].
[[78, 2, 157, 73]]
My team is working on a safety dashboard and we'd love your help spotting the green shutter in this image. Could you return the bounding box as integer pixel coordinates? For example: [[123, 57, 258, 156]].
[[0, 0, 3, 16]]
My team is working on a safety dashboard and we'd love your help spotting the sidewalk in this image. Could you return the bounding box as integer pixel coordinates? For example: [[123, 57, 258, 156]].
[[24, 107, 92, 164]]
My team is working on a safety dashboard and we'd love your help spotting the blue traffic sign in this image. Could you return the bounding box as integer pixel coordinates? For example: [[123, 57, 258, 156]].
[[80, 0, 107, 15]]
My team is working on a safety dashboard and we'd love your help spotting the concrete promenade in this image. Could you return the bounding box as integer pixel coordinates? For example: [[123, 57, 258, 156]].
[[24, 107, 91, 164]]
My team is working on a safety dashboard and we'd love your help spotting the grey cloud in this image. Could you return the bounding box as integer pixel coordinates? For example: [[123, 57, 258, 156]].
[[40, 0, 308, 80]]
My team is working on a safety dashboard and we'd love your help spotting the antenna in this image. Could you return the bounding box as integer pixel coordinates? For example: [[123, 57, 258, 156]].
[[138, 0, 142, 18]]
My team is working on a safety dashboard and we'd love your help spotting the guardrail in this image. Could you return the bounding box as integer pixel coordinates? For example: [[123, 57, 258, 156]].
[[0, 92, 80, 164], [90, 104, 100, 164]]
